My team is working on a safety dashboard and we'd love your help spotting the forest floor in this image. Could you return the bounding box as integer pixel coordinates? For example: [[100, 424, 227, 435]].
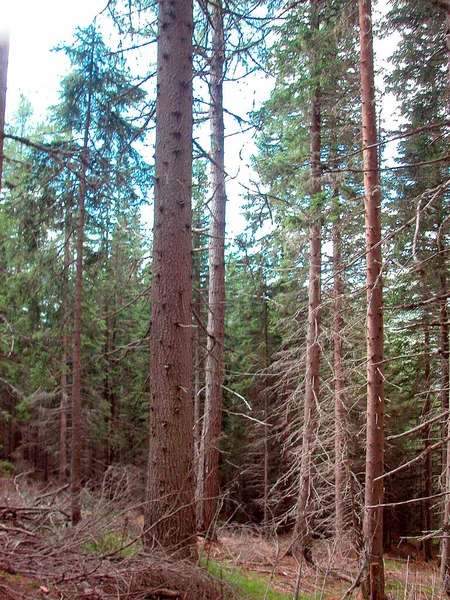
[[0, 473, 442, 599]]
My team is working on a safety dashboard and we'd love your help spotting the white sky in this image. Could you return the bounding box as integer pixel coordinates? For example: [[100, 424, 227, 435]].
[[3, 0, 107, 121], [2, 0, 398, 238]]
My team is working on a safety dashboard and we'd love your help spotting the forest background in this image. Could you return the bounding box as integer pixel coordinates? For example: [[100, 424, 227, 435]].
[[0, 0, 449, 598]]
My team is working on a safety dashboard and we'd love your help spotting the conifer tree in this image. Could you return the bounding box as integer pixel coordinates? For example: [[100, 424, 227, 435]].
[[145, 0, 196, 556], [358, 0, 385, 596], [0, 29, 9, 194]]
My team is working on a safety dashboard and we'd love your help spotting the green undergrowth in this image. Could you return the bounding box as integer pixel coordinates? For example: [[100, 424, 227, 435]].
[[203, 560, 307, 600], [81, 530, 140, 557]]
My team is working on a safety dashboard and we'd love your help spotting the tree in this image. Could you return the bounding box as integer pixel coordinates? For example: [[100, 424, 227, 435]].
[[50, 26, 149, 522], [0, 29, 9, 194], [144, 0, 196, 556], [196, 0, 227, 538], [359, 0, 385, 596], [292, 0, 322, 561]]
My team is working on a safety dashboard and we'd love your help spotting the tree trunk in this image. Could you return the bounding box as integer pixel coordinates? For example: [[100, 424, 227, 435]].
[[0, 29, 9, 195], [333, 194, 347, 541], [145, 0, 196, 557], [358, 0, 385, 597], [421, 312, 433, 562], [292, 0, 321, 559], [263, 284, 270, 529], [59, 208, 71, 485], [438, 8, 450, 590], [70, 42, 95, 527], [438, 215, 450, 591], [196, 0, 226, 538]]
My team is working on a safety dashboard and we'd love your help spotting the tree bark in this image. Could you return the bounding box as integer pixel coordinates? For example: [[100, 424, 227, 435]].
[[196, 0, 226, 538], [421, 309, 433, 562], [439, 9, 450, 590], [333, 193, 347, 541], [70, 41, 95, 527], [438, 215, 450, 591], [0, 29, 9, 195], [59, 207, 71, 485], [145, 0, 196, 557], [292, 0, 322, 559], [358, 0, 385, 597]]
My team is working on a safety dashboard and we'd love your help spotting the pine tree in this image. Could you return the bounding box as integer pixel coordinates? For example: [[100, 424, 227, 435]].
[[0, 29, 9, 194], [145, 0, 196, 556]]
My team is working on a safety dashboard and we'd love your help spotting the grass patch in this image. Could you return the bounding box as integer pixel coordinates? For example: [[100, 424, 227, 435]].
[[203, 560, 307, 600], [81, 530, 140, 557]]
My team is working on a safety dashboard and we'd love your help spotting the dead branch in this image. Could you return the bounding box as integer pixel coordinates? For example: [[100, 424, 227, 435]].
[[386, 409, 450, 441]]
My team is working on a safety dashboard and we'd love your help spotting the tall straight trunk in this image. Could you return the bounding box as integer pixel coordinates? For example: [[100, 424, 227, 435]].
[[292, 0, 321, 559], [193, 277, 203, 464], [263, 285, 270, 528], [438, 216, 450, 590], [196, 0, 226, 537], [70, 44, 95, 527], [0, 29, 9, 195], [59, 208, 71, 485], [70, 150, 88, 526], [421, 311, 433, 562], [438, 8, 450, 589], [333, 195, 347, 540], [145, 0, 195, 557], [359, 0, 385, 597]]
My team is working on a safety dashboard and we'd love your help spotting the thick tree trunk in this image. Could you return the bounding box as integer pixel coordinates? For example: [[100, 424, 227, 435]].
[[196, 0, 226, 538], [0, 29, 9, 195], [292, 0, 321, 558], [145, 0, 196, 557], [358, 0, 385, 597], [333, 195, 347, 541]]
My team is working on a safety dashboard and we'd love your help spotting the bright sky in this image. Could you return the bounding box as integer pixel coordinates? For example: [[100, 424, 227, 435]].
[[2, 0, 399, 237], [3, 0, 107, 121]]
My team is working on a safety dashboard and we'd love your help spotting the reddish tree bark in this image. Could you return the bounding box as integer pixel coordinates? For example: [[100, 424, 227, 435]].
[[292, 0, 322, 559], [333, 195, 347, 541], [0, 29, 9, 195], [196, 0, 226, 538], [144, 0, 196, 557], [358, 0, 385, 597]]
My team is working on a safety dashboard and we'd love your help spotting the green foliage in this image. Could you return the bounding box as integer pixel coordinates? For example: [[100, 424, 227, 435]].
[[81, 530, 140, 557], [204, 560, 300, 600], [0, 460, 15, 476]]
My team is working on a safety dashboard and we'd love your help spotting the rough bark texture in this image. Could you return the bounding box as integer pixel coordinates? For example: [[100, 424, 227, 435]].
[[0, 30, 9, 195], [145, 0, 196, 557], [359, 0, 385, 597], [292, 0, 322, 558], [333, 196, 347, 540], [196, 0, 226, 538]]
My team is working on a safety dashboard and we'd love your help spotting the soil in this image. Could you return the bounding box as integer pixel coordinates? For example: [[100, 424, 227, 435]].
[[0, 477, 441, 599]]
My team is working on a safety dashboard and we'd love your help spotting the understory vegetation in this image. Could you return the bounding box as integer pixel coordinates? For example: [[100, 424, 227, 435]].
[[0, 0, 449, 598]]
